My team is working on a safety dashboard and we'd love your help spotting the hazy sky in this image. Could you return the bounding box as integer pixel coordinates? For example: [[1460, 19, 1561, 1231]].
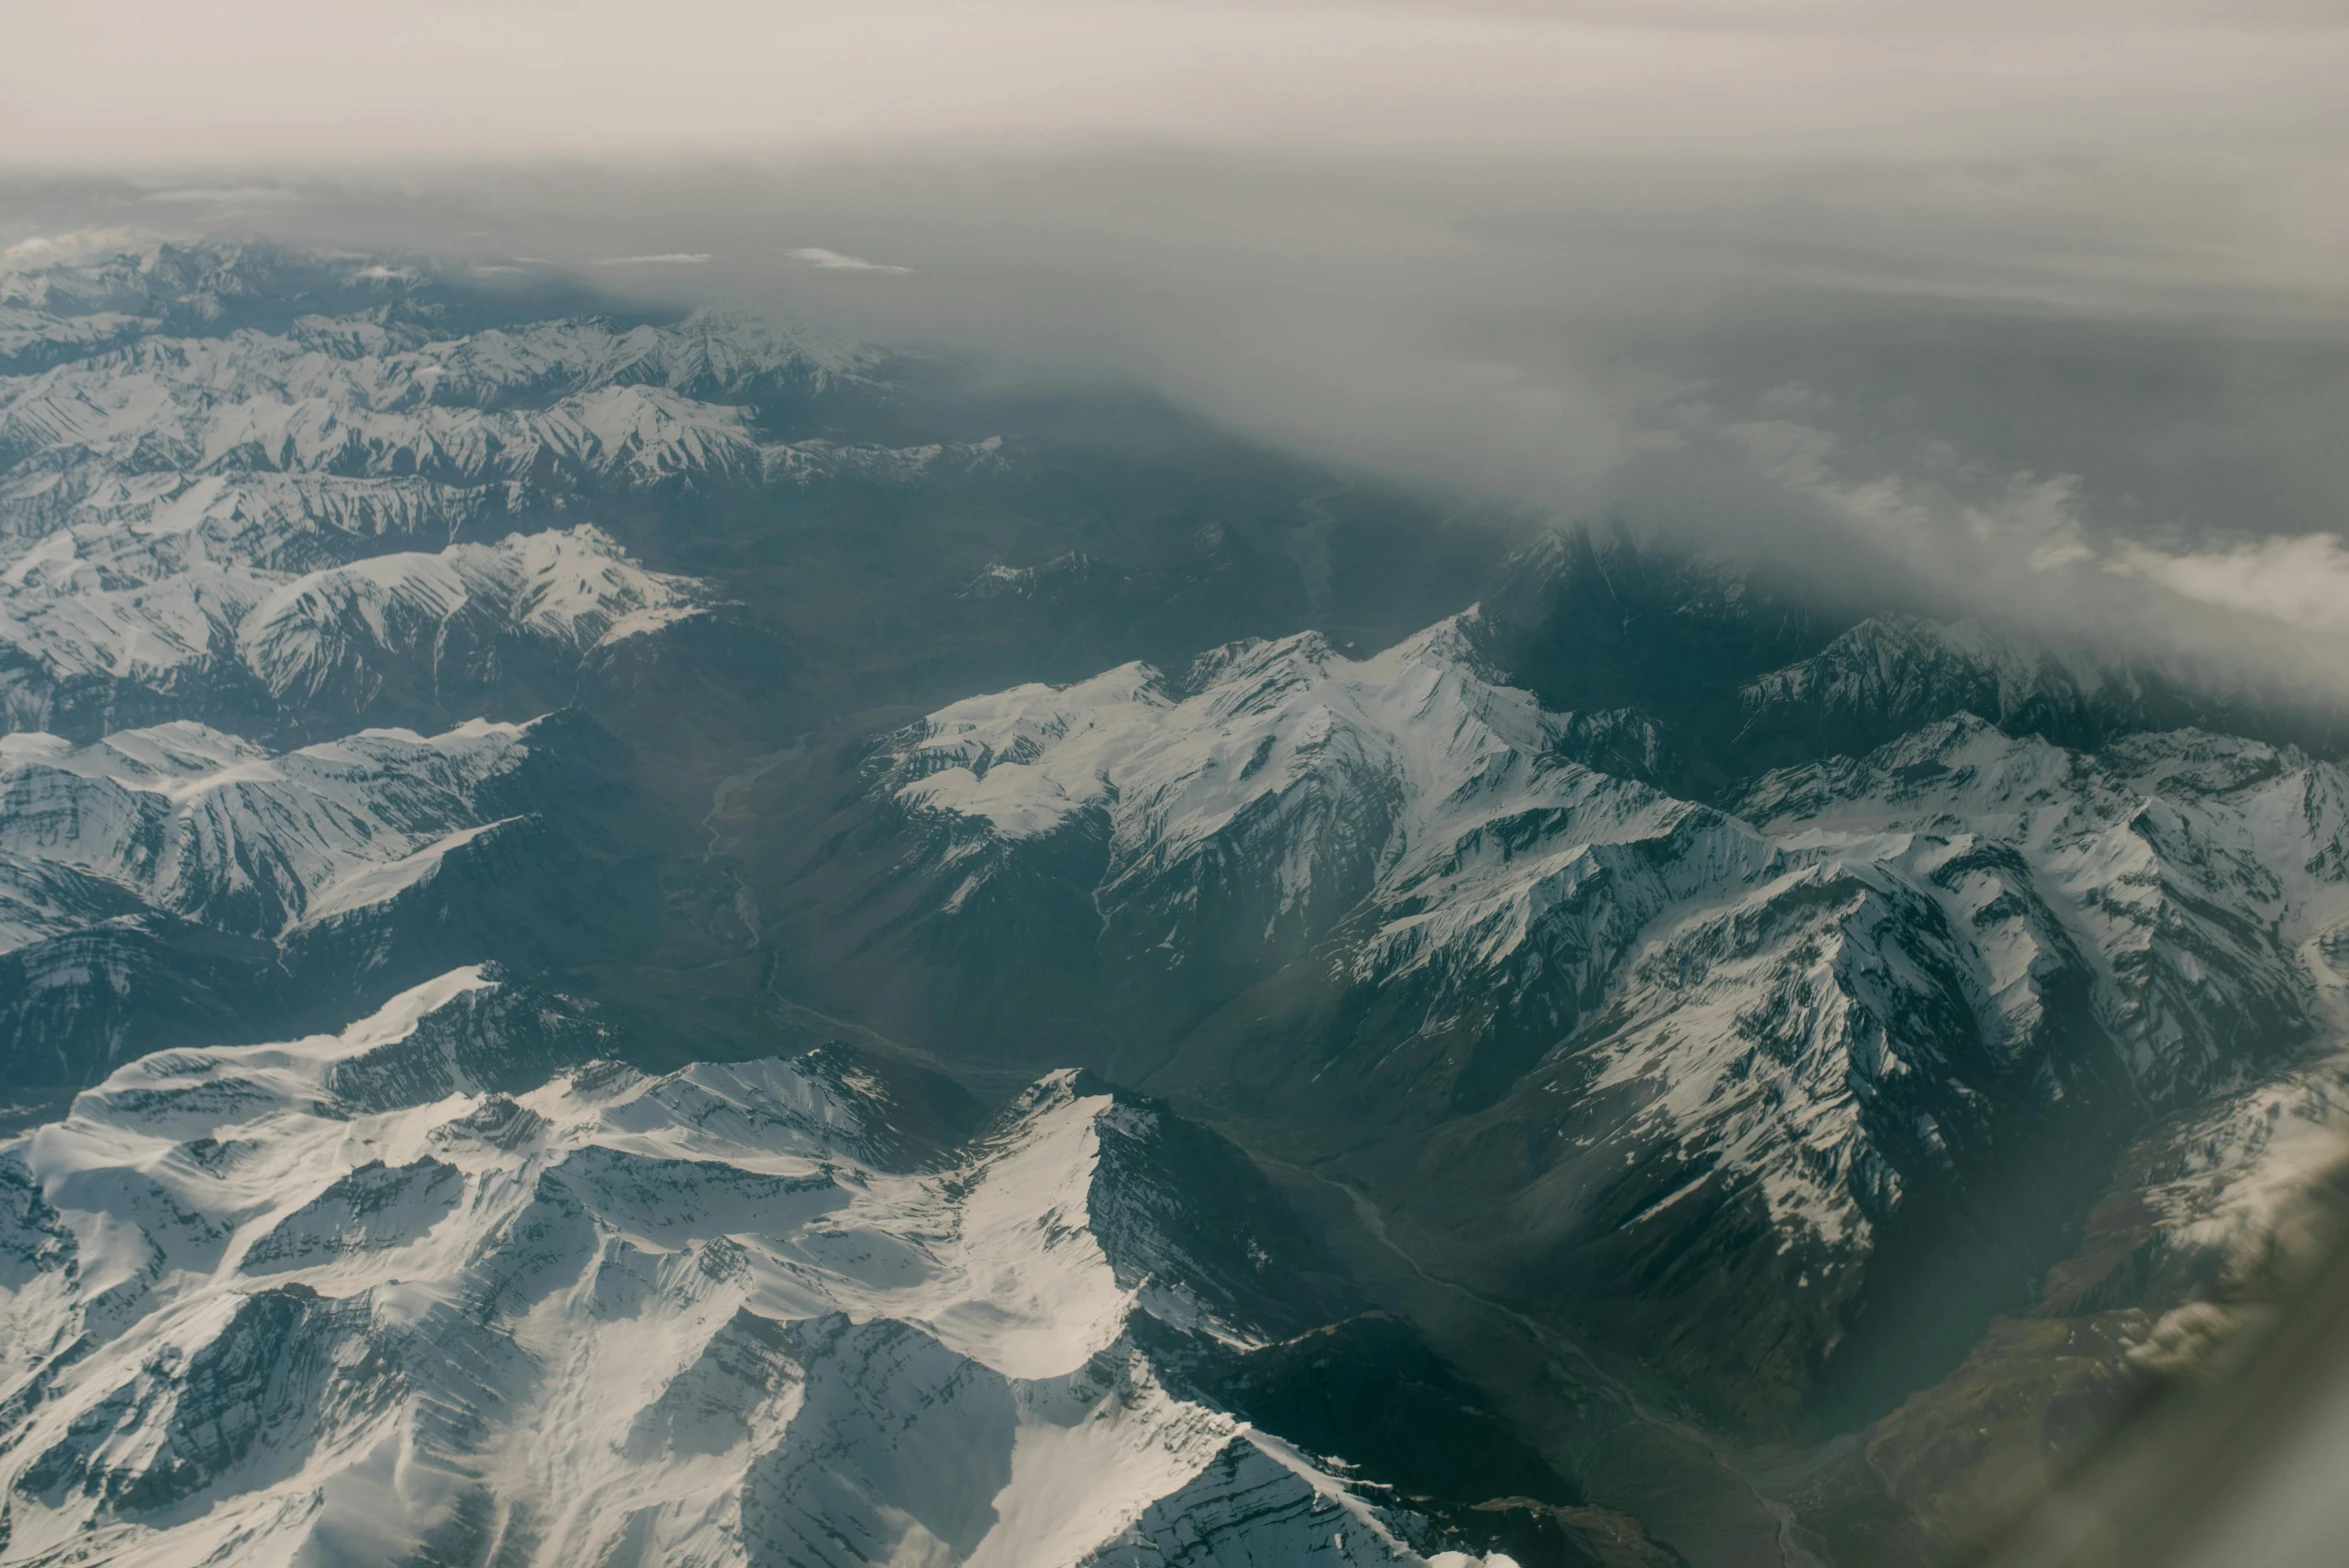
[[5, 0, 2348, 694], [5, 3, 2343, 175]]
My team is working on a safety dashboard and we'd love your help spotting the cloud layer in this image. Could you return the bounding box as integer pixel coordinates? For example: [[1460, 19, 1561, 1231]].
[[784, 247, 910, 275], [2112, 536, 2349, 638]]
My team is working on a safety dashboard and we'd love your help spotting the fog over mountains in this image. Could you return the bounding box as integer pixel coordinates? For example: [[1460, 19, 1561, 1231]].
[[2, 236, 2348, 1568]]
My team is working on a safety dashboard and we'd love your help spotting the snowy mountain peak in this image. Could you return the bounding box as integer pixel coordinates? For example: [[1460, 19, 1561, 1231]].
[[888, 611, 1564, 873]]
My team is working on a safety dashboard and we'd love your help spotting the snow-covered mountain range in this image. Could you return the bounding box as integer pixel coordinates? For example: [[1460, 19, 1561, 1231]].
[[0, 241, 1003, 744], [0, 237, 1608, 1568], [0, 716, 533, 945], [0, 969, 1544, 1567], [0, 523, 708, 740], [7, 234, 2349, 1566], [770, 543, 2349, 1435], [0, 704, 656, 1119]]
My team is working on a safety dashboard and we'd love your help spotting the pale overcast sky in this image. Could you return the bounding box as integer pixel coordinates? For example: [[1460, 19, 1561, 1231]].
[[2, 3, 2340, 178]]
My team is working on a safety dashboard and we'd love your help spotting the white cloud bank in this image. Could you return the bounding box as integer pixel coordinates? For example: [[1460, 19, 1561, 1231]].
[[0, 225, 156, 268], [2110, 535, 2349, 637]]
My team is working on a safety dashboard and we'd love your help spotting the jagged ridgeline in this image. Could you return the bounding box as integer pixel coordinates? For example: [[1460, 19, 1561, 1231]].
[[5, 237, 2349, 1566]]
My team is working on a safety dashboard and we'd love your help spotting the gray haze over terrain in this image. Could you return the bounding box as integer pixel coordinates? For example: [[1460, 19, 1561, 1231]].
[[6, 0, 2347, 697]]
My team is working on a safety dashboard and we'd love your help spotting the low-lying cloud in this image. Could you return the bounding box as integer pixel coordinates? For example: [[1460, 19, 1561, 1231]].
[[587, 252, 712, 267], [2111, 536, 2349, 639], [783, 247, 910, 274], [138, 186, 297, 206]]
